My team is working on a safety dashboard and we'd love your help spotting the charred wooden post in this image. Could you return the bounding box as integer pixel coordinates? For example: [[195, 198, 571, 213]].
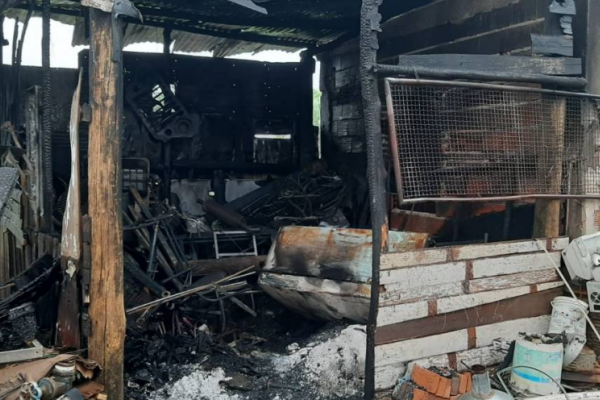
[[87, 7, 127, 400], [41, 0, 53, 233], [162, 27, 172, 200], [360, 0, 389, 398]]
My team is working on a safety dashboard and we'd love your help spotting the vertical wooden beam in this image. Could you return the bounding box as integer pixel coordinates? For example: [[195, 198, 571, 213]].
[[88, 8, 126, 400], [41, 0, 53, 233], [360, 0, 389, 398], [533, 99, 566, 238]]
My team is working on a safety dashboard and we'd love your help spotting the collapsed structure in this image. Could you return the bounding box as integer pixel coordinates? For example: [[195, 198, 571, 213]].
[[2, 0, 600, 399]]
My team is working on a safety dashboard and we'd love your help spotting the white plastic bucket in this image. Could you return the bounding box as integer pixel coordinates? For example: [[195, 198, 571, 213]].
[[549, 296, 588, 366], [510, 339, 563, 395], [549, 296, 588, 337]]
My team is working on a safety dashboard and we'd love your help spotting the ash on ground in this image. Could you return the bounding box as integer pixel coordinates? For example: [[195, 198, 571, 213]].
[[124, 298, 365, 400]]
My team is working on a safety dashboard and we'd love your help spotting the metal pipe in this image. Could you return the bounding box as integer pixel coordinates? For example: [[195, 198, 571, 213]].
[[147, 221, 160, 278], [384, 79, 404, 203], [383, 77, 600, 99], [125, 267, 255, 314], [376, 65, 588, 89], [399, 194, 600, 203]]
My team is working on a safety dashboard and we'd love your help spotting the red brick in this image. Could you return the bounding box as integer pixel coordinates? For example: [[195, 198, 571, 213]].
[[442, 380, 452, 399], [435, 376, 452, 398], [458, 374, 468, 394], [413, 388, 429, 400], [466, 374, 473, 393], [411, 366, 441, 394]]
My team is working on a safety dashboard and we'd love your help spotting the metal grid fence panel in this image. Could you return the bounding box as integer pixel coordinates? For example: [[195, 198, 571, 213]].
[[385, 79, 600, 203]]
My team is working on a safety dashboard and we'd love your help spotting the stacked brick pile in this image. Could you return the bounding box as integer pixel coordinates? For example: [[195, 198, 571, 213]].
[[393, 366, 473, 400]]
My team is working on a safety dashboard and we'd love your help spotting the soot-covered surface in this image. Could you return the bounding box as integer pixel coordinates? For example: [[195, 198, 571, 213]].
[[124, 296, 365, 400]]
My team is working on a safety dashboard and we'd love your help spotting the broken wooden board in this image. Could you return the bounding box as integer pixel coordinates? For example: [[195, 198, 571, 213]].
[[258, 273, 370, 323], [396, 54, 582, 76], [263, 226, 428, 284], [531, 34, 574, 56], [549, 0, 576, 15], [564, 347, 597, 374], [390, 209, 447, 235]]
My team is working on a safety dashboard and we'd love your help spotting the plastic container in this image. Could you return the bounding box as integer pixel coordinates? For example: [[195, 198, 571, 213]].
[[549, 296, 588, 337], [510, 339, 563, 395], [549, 296, 588, 366]]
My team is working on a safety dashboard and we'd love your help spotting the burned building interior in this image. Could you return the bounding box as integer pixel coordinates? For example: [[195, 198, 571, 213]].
[[2, 0, 600, 399]]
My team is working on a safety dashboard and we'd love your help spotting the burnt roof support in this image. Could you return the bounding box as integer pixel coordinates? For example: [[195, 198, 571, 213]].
[[41, 0, 53, 233], [360, 0, 388, 399]]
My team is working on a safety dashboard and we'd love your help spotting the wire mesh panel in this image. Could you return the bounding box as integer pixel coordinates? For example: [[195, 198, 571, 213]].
[[385, 78, 600, 203]]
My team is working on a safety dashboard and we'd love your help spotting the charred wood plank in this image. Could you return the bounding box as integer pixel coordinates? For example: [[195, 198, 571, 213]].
[[124, 252, 167, 297], [532, 34, 574, 56], [395, 55, 582, 76], [375, 64, 586, 88]]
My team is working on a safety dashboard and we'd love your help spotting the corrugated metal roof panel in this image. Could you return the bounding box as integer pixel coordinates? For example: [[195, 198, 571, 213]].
[[7, 0, 433, 57]]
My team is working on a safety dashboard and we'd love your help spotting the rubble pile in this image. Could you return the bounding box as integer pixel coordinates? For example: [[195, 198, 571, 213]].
[[125, 319, 365, 400]]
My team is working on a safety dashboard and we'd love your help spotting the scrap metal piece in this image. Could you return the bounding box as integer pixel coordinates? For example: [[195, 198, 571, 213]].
[[125, 68, 200, 142]]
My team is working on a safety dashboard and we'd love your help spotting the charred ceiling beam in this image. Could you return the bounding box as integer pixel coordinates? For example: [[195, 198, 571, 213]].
[[13, 3, 318, 49]]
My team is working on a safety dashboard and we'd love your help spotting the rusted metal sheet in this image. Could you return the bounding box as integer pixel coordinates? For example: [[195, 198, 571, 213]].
[[263, 226, 428, 284], [258, 273, 370, 323]]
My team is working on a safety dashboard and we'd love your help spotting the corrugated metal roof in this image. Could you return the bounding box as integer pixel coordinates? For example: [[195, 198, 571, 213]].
[[8, 0, 433, 57]]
